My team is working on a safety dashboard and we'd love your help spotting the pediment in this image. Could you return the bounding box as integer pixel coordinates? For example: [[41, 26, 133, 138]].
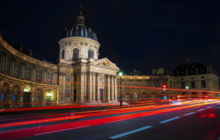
[[90, 58, 119, 70]]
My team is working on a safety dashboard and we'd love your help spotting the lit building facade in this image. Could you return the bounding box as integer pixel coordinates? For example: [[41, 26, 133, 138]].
[[117, 63, 219, 103]]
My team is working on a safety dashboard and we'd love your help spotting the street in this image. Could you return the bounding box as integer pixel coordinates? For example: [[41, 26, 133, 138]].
[[1, 101, 220, 140]]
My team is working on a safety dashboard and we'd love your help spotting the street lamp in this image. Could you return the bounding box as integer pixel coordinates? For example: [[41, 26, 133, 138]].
[[119, 72, 123, 107], [185, 86, 189, 89]]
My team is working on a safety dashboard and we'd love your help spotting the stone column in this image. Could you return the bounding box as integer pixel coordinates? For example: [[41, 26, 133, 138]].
[[97, 73, 100, 102], [20, 84, 24, 108], [111, 75, 114, 101], [58, 73, 63, 102], [84, 72, 87, 102], [62, 74, 66, 101], [107, 75, 111, 102], [70, 74, 74, 102], [81, 72, 85, 102], [92, 73, 96, 102], [88, 72, 93, 102], [114, 76, 118, 102], [76, 72, 80, 102], [8, 82, 13, 108]]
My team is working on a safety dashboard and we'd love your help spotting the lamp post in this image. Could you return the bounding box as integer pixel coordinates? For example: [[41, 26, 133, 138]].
[[119, 72, 123, 107]]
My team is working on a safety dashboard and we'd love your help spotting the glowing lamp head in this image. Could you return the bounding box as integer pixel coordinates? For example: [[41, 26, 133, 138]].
[[119, 72, 123, 77], [163, 84, 167, 88], [186, 86, 189, 89]]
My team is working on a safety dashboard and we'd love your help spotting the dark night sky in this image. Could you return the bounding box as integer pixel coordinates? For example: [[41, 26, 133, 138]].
[[0, 0, 220, 74]]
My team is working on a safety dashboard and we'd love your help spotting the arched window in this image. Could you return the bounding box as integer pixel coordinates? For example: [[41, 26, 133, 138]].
[[61, 50, 65, 59], [73, 48, 79, 60], [88, 49, 93, 58]]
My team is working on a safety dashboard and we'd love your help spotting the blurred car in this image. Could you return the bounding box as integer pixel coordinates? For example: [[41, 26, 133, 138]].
[[169, 100, 182, 105]]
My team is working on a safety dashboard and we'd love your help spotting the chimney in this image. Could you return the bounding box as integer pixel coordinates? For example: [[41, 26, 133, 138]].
[[13, 45, 23, 52], [187, 59, 190, 68], [24, 49, 33, 57]]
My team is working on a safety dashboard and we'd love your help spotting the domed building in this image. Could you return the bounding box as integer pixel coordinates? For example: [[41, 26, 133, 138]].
[[0, 11, 119, 109], [57, 12, 119, 103]]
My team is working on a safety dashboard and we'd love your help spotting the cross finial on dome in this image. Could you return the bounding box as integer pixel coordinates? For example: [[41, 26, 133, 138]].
[[76, 4, 85, 26]]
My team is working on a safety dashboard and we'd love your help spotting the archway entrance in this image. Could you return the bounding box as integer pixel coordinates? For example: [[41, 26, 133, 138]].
[[191, 92, 197, 98], [23, 86, 31, 108]]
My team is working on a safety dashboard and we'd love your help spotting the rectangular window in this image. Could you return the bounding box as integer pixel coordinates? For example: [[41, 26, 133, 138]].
[[170, 81, 172, 88], [66, 75, 70, 82], [125, 81, 129, 86], [174, 82, 175, 88], [191, 81, 195, 88], [181, 82, 185, 89], [151, 81, 155, 87], [36, 69, 42, 81], [25, 66, 31, 80], [142, 81, 146, 87], [5, 57, 10, 75], [117, 80, 120, 85], [134, 81, 137, 86], [201, 80, 206, 88], [48, 72, 53, 84], [65, 89, 70, 98], [14, 62, 20, 78]]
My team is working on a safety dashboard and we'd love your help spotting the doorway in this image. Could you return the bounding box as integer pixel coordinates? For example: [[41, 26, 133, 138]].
[[74, 89, 77, 102], [46, 96, 51, 106], [23, 92, 31, 108], [100, 89, 103, 102]]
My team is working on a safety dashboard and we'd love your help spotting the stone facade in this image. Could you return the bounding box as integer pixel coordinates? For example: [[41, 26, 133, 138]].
[[117, 72, 219, 103]]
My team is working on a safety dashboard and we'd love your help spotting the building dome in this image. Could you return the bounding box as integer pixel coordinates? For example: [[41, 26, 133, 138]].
[[62, 12, 98, 41]]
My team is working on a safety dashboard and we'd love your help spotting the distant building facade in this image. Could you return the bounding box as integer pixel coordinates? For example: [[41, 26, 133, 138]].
[[0, 12, 119, 109], [117, 63, 219, 103]]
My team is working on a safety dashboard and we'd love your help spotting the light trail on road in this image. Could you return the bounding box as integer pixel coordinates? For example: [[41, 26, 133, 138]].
[[0, 101, 219, 140]]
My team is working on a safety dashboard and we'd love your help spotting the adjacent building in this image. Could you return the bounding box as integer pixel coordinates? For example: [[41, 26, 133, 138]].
[[117, 62, 219, 103]]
